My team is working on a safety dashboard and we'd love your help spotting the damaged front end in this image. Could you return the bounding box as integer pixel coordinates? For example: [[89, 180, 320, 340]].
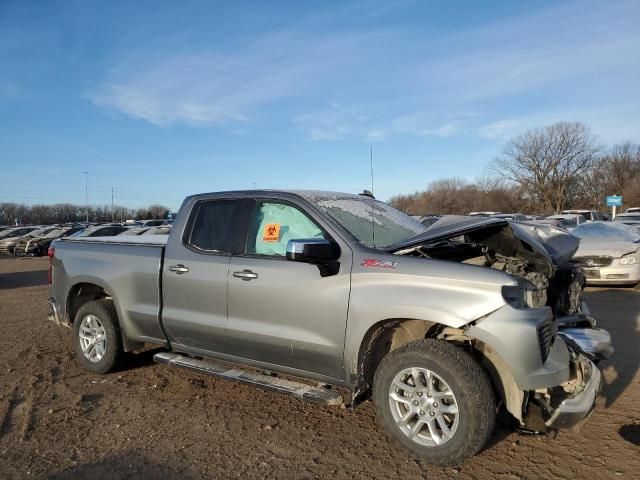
[[525, 346, 601, 432], [389, 216, 614, 363], [389, 216, 612, 432]]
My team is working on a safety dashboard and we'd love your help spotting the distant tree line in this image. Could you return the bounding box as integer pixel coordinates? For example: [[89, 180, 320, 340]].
[[390, 121, 640, 215], [0, 203, 171, 225]]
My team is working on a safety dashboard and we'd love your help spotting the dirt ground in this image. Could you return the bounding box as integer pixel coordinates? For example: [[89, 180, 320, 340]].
[[0, 256, 638, 480]]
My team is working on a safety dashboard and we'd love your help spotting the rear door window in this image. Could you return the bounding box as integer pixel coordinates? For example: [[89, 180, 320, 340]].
[[246, 201, 325, 257]]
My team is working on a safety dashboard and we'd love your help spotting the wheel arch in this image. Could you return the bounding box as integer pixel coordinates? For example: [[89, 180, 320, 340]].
[[351, 318, 441, 403], [351, 318, 523, 422], [65, 281, 141, 352]]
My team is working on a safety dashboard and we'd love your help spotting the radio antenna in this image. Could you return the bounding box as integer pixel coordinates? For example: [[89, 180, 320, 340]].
[[370, 146, 375, 247], [370, 145, 374, 196]]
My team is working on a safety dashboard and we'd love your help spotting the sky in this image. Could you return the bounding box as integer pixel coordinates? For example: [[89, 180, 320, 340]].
[[1, 0, 639, 210]]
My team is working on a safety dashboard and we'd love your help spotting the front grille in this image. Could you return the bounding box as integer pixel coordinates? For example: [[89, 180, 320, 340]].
[[575, 256, 613, 267], [537, 321, 553, 363]]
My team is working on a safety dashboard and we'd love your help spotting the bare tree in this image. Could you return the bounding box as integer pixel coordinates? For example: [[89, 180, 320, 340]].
[[389, 176, 525, 215], [494, 121, 601, 213]]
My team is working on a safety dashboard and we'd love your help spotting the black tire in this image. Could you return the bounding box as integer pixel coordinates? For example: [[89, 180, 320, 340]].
[[373, 338, 495, 466], [73, 299, 124, 374]]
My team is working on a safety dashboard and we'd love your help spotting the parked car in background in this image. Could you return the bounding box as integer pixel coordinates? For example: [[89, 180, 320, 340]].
[[612, 213, 640, 231], [560, 209, 603, 221], [572, 222, 640, 285], [139, 219, 167, 227], [546, 214, 588, 230], [625, 207, 640, 213], [468, 211, 501, 217], [0, 226, 42, 254], [142, 225, 172, 235], [14, 225, 84, 256], [417, 215, 440, 227], [491, 213, 527, 222], [118, 227, 152, 236], [525, 218, 562, 228], [69, 225, 129, 238]]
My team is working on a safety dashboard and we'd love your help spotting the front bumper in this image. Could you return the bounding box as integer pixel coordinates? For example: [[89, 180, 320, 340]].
[[0, 241, 17, 254], [545, 356, 601, 430], [582, 262, 640, 285]]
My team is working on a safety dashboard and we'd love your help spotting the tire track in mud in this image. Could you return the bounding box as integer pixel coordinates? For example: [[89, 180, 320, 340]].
[[1, 343, 70, 445], [0, 384, 35, 443]]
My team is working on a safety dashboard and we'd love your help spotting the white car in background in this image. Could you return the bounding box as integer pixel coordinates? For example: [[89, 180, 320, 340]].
[[491, 213, 527, 222], [572, 222, 640, 286], [561, 209, 605, 222], [625, 207, 640, 213], [468, 211, 501, 217], [547, 214, 588, 230], [612, 213, 640, 231]]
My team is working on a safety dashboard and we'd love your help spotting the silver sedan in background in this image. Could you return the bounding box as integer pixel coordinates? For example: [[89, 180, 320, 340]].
[[572, 222, 640, 285]]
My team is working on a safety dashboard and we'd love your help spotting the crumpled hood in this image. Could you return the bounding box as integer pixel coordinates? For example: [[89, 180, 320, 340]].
[[388, 216, 580, 277]]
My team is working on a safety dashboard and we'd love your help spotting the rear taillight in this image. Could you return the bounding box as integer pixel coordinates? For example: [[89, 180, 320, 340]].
[[47, 246, 55, 284]]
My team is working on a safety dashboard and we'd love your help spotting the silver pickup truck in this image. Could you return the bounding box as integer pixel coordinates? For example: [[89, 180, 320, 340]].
[[48, 190, 612, 465]]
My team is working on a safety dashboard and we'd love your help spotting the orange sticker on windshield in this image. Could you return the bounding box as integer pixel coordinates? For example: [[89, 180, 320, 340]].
[[263, 223, 281, 242]]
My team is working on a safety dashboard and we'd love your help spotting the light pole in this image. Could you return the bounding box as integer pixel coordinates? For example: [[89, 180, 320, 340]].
[[83, 171, 89, 223]]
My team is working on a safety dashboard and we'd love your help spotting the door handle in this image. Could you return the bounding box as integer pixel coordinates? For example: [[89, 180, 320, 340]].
[[168, 264, 190, 274], [233, 270, 258, 281]]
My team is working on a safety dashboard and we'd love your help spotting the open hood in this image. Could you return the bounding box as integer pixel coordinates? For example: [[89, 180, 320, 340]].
[[388, 216, 580, 277]]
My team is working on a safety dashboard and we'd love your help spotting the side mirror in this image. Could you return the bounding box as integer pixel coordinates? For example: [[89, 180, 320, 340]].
[[286, 239, 339, 264]]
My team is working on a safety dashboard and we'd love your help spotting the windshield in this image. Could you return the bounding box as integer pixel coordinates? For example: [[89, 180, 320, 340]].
[[44, 228, 66, 238], [119, 228, 145, 235], [551, 217, 578, 227], [572, 221, 640, 243], [303, 193, 427, 248], [28, 227, 57, 237], [0, 229, 18, 239]]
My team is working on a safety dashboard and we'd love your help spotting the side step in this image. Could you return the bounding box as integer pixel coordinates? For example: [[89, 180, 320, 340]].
[[153, 352, 343, 406]]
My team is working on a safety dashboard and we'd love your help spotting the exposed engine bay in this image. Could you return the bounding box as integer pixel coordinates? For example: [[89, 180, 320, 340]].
[[392, 218, 585, 316]]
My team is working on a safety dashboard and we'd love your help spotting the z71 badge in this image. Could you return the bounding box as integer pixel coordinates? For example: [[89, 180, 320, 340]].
[[361, 259, 398, 269]]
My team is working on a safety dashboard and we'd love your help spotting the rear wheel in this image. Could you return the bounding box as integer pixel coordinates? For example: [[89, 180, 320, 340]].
[[373, 339, 495, 466], [73, 299, 123, 374]]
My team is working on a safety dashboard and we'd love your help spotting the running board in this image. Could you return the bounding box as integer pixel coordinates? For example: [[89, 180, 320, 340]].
[[153, 352, 343, 406]]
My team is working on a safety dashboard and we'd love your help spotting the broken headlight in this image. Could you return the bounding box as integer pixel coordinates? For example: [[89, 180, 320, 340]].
[[502, 280, 541, 308]]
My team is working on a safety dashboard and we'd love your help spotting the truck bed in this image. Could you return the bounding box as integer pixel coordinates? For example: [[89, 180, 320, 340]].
[[52, 236, 167, 345]]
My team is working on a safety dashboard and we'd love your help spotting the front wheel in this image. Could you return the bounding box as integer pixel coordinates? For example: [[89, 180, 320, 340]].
[[73, 299, 124, 374], [373, 339, 496, 466]]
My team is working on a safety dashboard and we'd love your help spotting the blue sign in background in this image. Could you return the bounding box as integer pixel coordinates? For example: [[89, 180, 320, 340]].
[[606, 195, 623, 207]]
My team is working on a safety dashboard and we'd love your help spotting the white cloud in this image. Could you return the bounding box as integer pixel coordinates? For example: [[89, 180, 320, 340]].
[[87, 0, 640, 145], [90, 29, 381, 127], [293, 103, 383, 142]]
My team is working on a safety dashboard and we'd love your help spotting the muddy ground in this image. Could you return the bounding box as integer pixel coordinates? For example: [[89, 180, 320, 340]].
[[0, 256, 638, 479]]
